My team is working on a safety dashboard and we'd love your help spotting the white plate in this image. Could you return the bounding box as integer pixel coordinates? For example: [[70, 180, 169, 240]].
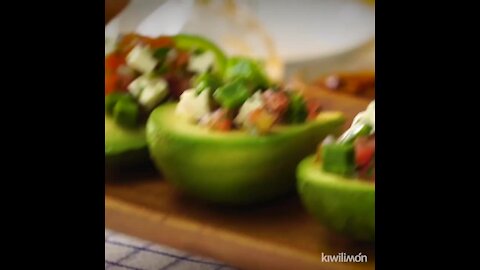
[[253, 0, 375, 63], [106, 0, 375, 79]]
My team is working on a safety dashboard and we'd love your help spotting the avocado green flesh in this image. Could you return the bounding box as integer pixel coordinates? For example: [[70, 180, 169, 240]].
[[297, 156, 375, 242], [105, 115, 149, 168], [146, 103, 345, 205]]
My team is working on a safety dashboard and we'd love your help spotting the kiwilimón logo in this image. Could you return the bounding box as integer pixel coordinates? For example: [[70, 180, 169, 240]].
[[321, 252, 368, 263]]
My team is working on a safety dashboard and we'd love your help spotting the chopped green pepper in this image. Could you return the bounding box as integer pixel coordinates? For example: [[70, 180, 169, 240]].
[[286, 93, 308, 123], [321, 143, 355, 176], [213, 78, 251, 109], [113, 98, 139, 128], [193, 73, 223, 94], [224, 57, 270, 89]]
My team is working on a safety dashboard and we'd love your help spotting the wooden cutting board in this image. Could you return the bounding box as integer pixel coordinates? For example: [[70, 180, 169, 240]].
[[105, 89, 374, 270]]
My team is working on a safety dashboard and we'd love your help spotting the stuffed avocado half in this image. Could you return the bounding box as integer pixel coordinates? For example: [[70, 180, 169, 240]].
[[145, 47, 345, 204], [105, 34, 227, 168], [297, 101, 375, 242], [147, 104, 345, 205]]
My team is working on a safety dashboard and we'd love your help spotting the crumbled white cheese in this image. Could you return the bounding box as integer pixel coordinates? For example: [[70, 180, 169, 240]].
[[175, 89, 211, 122], [127, 74, 150, 98], [187, 51, 215, 74], [234, 91, 264, 126], [126, 45, 158, 73], [137, 78, 168, 110]]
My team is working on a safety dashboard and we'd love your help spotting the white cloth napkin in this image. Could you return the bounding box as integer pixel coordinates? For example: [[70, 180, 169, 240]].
[[105, 229, 236, 270]]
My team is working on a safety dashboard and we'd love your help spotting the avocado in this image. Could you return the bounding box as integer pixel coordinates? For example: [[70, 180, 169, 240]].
[[296, 156, 375, 242], [105, 114, 149, 168], [146, 103, 345, 205], [105, 34, 227, 169]]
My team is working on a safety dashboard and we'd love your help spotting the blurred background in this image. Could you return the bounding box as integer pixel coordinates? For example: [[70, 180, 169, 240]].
[[106, 0, 374, 83]]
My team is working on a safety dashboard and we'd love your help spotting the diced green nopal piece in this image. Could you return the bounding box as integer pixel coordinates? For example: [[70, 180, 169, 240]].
[[194, 73, 223, 94], [322, 143, 355, 175], [113, 99, 139, 128], [224, 57, 270, 89], [153, 47, 170, 60], [213, 79, 251, 109], [152, 48, 171, 75], [105, 95, 120, 115], [153, 64, 169, 76], [287, 93, 308, 123], [105, 93, 134, 115]]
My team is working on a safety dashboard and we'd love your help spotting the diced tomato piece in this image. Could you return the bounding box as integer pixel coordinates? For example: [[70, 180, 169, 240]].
[[249, 109, 260, 123], [208, 109, 233, 131], [105, 53, 128, 94], [117, 73, 135, 91], [117, 33, 147, 55], [105, 53, 125, 72], [357, 161, 375, 182], [117, 34, 174, 56], [174, 51, 190, 68], [248, 108, 277, 134], [149, 36, 174, 48], [105, 72, 118, 95], [117, 33, 159, 56], [263, 90, 289, 116], [165, 72, 192, 99], [213, 119, 232, 131], [354, 136, 375, 167]]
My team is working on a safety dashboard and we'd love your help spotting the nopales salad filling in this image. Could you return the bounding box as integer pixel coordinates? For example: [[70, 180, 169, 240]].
[[105, 33, 225, 128], [105, 33, 324, 135], [175, 61, 323, 135], [318, 100, 375, 182]]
